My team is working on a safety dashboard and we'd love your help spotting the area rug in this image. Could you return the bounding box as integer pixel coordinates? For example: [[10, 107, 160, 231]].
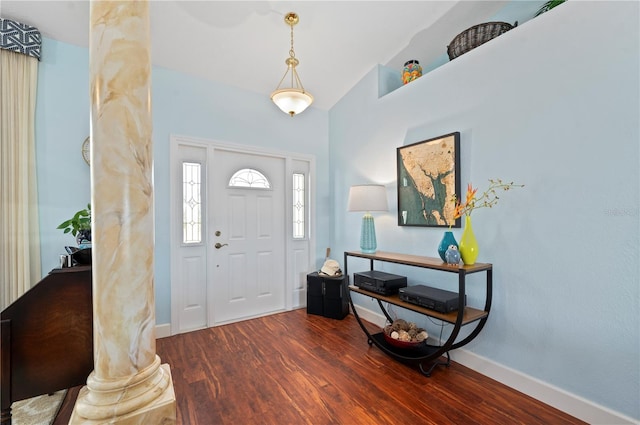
[[11, 390, 66, 425]]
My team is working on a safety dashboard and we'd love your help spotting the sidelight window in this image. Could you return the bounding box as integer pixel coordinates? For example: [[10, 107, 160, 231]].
[[293, 173, 305, 239], [182, 162, 202, 244]]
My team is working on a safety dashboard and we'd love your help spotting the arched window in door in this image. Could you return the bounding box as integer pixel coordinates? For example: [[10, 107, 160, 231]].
[[228, 168, 271, 189]]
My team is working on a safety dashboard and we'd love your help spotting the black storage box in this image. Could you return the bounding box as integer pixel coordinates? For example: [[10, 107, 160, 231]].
[[353, 270, 407, 295], [398, 284, 464, 313], [307, 272, 349, 320]]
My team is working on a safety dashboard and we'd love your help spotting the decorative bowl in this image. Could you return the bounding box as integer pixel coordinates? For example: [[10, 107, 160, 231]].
[[383, 330, 426, 350]]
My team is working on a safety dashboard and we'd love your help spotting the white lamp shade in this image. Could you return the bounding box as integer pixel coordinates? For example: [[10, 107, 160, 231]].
[[271, 89, 314, 116], [348, 185, 388, 212]]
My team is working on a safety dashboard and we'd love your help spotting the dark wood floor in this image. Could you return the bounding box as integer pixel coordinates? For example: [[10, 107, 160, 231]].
[[151, 309, 584, 425]]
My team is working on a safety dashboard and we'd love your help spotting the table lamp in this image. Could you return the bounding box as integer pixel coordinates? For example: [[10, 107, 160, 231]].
[[348, 185, 388, 253]]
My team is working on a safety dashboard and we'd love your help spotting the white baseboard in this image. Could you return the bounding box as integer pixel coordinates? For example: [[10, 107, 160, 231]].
[[353, 303, 387, 328], [451, 350, 638, 425], [155, 323, 172, 339], [351, 304, 638, 425]]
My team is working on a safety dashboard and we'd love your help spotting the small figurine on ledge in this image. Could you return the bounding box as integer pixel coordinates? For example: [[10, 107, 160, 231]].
[[444, 245, 461, 265]]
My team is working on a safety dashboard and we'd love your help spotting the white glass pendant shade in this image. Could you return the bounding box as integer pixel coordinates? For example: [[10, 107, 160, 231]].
[[271, 89, 314, 117]]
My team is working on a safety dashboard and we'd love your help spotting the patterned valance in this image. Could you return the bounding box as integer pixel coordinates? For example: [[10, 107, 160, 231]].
[[0, 18, 41, 60]]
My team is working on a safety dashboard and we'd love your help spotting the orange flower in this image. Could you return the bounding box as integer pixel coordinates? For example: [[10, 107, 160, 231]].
[[465, 183, 477, 205], [453, 199, 465, 219]]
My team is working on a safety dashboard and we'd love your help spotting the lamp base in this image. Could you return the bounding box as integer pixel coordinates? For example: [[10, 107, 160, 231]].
[[360, 214, 377, 254]]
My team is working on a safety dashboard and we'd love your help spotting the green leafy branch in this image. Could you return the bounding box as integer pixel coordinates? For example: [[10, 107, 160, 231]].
[[57, 203, 91, 236]]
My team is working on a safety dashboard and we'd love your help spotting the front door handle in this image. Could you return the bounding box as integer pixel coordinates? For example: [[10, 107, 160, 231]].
[[215, 243, 228, 249]]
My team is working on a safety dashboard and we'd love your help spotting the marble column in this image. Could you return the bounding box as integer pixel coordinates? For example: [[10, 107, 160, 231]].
[[70, 1, 176, 423]]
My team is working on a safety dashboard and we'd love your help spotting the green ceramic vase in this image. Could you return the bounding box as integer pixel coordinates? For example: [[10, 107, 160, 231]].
[[459, 216, 479, 265]]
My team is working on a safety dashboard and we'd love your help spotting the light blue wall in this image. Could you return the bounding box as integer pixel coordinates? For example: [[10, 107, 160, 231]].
[[330, 1, 639, 420], [36, 39, 91, 276], [32, 1, 639, 420], [35, 38, 330, 326]]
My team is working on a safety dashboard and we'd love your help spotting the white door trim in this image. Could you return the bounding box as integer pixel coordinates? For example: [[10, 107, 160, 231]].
[[169, 134, 316, 335]]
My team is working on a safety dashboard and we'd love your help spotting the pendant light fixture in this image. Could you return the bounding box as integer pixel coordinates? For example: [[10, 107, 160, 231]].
[[271, 12, 314, 117]]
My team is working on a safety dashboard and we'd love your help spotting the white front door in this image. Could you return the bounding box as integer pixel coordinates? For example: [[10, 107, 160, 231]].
[[170, 136, 314, 335], [209, 149, 286, 325]]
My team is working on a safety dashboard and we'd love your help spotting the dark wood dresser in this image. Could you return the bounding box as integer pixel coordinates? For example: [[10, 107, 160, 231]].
[[1, 266, 93, 424]]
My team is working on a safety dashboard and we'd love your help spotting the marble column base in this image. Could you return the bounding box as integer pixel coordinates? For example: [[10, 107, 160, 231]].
[[69, 363, 176, 424]]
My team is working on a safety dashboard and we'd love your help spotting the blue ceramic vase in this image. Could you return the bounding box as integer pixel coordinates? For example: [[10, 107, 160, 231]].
[[437, 231, 458, 262]]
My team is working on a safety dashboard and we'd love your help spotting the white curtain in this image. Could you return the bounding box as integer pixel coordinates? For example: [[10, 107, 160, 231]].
[[0, 48, 41, 310]]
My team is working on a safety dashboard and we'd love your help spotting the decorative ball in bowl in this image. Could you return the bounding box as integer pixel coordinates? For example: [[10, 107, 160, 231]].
[[383, 319, 428, 349]]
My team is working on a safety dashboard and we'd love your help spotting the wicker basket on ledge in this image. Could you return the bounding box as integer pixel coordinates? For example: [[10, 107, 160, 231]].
[[447, 21, 517, 60]]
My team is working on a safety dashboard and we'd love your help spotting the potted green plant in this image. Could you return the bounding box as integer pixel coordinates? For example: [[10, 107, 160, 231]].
[[57, 203, 92, 246], [535, 0, 567, 16]]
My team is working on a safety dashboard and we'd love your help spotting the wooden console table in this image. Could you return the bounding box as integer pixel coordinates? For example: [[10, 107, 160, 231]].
[[344, 251, 492, 376]]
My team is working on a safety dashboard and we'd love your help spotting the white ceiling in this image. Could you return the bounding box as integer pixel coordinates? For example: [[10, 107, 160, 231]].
[[1, 1, 543, 110]]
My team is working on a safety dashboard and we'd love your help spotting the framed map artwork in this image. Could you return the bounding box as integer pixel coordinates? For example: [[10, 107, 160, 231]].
[[397, 132, 461, 227]]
